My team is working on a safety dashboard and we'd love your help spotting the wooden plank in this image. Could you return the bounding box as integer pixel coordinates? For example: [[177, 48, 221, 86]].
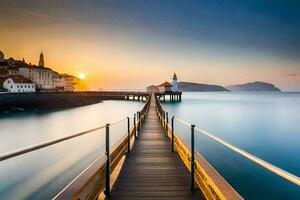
[[110, 190, 202, 197]]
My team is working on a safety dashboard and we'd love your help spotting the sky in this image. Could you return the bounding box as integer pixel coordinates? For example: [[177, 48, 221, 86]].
[[0, 0, 300, 91]]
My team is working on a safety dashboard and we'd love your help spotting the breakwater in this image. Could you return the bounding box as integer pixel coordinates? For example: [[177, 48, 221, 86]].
[[0, 91, 149, 113]]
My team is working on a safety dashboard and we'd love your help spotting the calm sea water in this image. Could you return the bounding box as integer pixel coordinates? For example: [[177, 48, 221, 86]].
[[1, 94, 299, 200], [0, 100, 143, 200], [162, 92, 300, 200]]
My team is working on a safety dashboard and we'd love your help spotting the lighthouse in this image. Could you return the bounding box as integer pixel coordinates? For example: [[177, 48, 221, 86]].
[[172, 73, 178, 92]]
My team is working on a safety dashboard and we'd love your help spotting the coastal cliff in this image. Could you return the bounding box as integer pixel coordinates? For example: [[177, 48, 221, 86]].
[[178, 82, 228, 91]]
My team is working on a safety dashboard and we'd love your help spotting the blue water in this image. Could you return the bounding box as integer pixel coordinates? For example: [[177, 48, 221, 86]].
[[0, 100, 143, 200], [162, 92, 300, 200]]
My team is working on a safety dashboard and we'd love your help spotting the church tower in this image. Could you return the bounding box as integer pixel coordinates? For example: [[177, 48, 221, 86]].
[[0, 50, 4, 61], [172, 73, 178, 92], [39, 52, 44, 67]]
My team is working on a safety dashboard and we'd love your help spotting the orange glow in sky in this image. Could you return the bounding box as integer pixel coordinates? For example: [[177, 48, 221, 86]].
[[1, 12, 300, 91]]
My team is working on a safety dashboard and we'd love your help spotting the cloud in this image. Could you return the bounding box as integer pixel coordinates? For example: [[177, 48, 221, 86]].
[[282, 73, 300, 77], [0, 6, 56, 27]]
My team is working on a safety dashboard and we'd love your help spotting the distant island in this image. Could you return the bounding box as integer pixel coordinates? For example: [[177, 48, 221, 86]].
[[226, 81, 281, 92], [176, 81, 281, 92], [178, 82, 228, 92]]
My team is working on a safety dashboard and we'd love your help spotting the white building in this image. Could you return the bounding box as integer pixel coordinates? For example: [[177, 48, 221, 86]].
[[54, 74, 79, 91], [157, 82, 173, 93], [146, 85, 159, 93], [18, 66, 57, 90], [62, 74, 79, 91], [3, 75, 36, 93], [172, 73, 178, 92]]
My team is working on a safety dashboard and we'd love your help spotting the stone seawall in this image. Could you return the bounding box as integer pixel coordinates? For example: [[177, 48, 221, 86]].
[[0, 92, 125, 112]]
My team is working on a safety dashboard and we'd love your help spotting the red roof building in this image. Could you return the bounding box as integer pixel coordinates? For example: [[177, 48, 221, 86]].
[[7, 75, 33, 83], [3, 75, 35, 93]]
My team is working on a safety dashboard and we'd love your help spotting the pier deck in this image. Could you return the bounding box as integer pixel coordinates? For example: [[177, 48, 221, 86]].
[[109, 95, 203, 199]]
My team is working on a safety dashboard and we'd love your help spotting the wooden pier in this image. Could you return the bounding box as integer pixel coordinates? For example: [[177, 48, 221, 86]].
[[53, 93, 242, 200], [109, 94, 202, 199], [75, 91, 181, 102]]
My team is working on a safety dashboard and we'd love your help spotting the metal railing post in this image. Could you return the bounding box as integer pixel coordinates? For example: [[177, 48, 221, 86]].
[[127, 117, 130, 153], [166, 112, 169, 136], [134, 114, 136, 138], [191, 124, 195, 192], [171, 116, 174, 152], [162, 112, 165, 135], [164, 111, 167, 136], [136, 112, 139, 137], [138, 111, 141, 137], [105, 123, 111, 196]]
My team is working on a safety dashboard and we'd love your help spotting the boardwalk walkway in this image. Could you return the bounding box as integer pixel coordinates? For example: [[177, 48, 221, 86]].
[[109, 95, 203, 199]]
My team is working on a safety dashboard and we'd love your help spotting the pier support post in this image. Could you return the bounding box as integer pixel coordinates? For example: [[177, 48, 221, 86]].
[[134, 114, 137, 138], [105, 123, 111, 196], [127, 117, 130, 153], [191, 124, 195, 192], [171, 116, 174, 152]]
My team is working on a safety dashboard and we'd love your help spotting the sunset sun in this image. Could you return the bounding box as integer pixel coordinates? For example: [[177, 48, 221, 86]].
[[78, 73, 86, 80]]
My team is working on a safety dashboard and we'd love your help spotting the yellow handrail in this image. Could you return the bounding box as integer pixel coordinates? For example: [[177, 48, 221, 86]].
[[195, 127, 300, 186]]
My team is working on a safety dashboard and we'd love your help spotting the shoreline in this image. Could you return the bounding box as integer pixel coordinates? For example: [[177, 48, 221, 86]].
[[0, 92, 110, 114]]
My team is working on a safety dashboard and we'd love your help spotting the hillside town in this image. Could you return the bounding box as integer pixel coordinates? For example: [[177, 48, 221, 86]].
[[0, 50, 79, 93]]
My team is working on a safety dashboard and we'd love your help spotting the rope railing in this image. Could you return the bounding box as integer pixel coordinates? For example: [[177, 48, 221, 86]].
[[110, 117, 127, 126], [174, 117, 191, 127], [0, 125, 106, 162]]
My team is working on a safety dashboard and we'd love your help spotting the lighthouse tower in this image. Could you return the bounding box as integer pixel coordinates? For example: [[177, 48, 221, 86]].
[[172, 73, 178, 92]]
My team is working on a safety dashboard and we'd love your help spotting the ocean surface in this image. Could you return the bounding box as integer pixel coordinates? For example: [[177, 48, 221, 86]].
[[162, 92, 300, 200], [1, 93, 299, 200], [0, 100, 143, 200]]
